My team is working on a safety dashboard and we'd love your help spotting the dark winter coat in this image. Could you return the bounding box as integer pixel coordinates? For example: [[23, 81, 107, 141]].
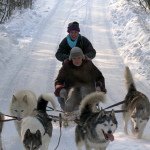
[[55, 34, 96, 62], [54, 60, 105, 97]]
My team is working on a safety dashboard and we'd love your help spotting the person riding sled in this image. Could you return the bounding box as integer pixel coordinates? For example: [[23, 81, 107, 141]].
[[55, 21, 96, 62], [54, 47, 107, 112], [55, 21, 97, 107]]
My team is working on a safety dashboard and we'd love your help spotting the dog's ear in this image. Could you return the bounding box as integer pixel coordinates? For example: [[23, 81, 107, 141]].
[[35, 130, 42, 146], [99, 109, 105, 118], [110, 109, 115, 117], [23, 95, 28, 104], [24, 129, 31, 139], [133, 107, 137, 113], [35, 130, 41, 139], [142, 108, 148, 115], [141, 108, 149, 119], [131, 107, 137, 118], [131, 114, 135, 118], [12, 95, 17, 102]]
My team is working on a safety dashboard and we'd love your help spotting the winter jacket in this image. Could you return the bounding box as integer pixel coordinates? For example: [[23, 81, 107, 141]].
[[55, 34, 96, 62], [54, 60, 105, 97]]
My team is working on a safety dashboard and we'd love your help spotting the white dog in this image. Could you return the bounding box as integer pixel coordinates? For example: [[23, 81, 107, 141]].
[[9, 90, 37, 136], [21, 93, 56, 150]]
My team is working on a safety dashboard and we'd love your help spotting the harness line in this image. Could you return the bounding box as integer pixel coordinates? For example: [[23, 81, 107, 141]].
[[104, 99, 126, 110], [54, 113, 62, 150]]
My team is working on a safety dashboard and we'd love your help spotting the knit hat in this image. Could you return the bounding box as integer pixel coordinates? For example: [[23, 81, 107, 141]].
[[69, 47, 85, 60], [67, 21, 80, 33]]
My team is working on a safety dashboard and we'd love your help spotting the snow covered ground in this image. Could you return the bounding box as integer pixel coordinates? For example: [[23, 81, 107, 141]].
[[0, 0, 150, 149]]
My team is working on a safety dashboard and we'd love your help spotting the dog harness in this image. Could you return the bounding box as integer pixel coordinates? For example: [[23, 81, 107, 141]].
[[31, 109, 52, 137]]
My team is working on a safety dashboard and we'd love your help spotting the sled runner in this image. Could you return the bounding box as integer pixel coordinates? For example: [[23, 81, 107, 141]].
[[47, 106, 81, 127], [61, 110, 81, 127]]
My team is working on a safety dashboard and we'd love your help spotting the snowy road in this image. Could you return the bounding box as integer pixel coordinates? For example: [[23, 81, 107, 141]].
[[0, 0, 150, 149]]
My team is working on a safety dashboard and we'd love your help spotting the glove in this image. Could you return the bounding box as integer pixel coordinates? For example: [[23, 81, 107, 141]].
[[60, 88, 67, 100], [96, 86, 101, 92], [64, 58, 69, 63], [96, 86, 107, 93], [101, 88, 107, 94], [54, 85, 65, 97], [96, 81, 107, 94], [85, 55, 91, 61]]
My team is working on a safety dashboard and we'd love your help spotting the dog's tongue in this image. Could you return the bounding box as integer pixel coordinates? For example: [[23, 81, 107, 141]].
[[106, 134, 114, 141], [135, 130, 139, 133]]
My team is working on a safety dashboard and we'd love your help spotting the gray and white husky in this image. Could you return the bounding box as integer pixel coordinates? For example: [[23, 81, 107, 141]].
[[9, 90, 37, 136], [0, 112, 4, 150], [122, 66, 150, 139], [21, 93, 56, 150], [75, 92, 118, 150]]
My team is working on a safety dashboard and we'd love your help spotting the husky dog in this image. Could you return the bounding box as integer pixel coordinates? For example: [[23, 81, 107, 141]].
[[75, 92, 118, 150], [122, 66, 150, 139], [0, 112, 4, 150], [21, 93, 56, 150], [9, 90, 37, 136]]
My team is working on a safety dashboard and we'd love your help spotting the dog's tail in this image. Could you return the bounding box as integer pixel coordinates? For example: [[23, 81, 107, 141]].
[[79, 92, 106, 114], [37, 93, 56, 112], [124, 66, 136, 92]]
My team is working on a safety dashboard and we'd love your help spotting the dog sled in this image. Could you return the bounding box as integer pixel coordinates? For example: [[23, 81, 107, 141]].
[[47, 105, 81, 127], [47, 92, 127, 127]]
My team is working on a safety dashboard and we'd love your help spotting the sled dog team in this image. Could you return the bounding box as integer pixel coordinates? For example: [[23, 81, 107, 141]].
[[0, 66, 149, 150]]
